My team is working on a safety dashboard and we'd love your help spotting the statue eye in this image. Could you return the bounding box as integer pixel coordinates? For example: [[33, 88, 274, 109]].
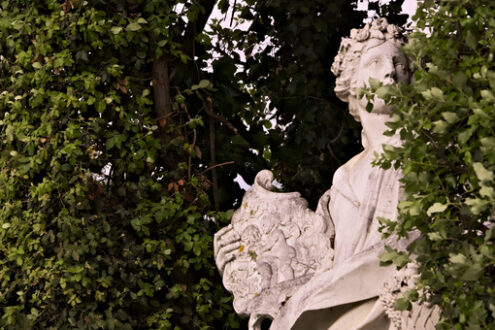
[[366, 57, 381, 67]]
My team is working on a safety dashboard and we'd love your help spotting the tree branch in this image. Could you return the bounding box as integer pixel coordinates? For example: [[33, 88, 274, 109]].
[[203, 98, 238, 134], [201, 161, 234, 174]]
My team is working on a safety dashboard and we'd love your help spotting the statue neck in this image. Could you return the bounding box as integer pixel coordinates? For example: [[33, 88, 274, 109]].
[[359, 110, 397, 152]]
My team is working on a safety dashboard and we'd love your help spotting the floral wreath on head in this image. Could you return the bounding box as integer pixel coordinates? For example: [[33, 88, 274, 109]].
[[331, 18, 405, 109]]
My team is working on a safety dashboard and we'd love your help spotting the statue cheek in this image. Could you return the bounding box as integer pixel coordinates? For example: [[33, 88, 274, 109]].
[[356, 66, 372, 87], [363, 67, 388, 85]]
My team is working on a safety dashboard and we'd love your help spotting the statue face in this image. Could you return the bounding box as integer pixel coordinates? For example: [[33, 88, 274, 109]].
[[354, 40, 409, 114], [357, 40, 409, 88]]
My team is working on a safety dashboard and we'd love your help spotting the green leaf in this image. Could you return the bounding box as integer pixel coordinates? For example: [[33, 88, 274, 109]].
[[480, 186, 494, 198], [12, 20, 24, 30], [126, 22, 142, 31], [430, 87, 444, 100], [473, 162, 493, 182], [368, 77, 381, 90], [198, 79, 210, 89], [465, 198, 489, 215], [461, 263, 482, 281], [394, 297, 412, 311], [61, 163, 72, 172], [428, 232, 443, 241], [449, 253, 467, 264], [366, 101, 373, 112], [131, 218, 141, 231], [432, 120, 448, 134], [452, 72, 467, 89], [111, 26, 123, 34], [465, 30, 477, 49], [480, 90, 495, 101], [422, 87, 444, 101], [180, 54, 189, 63], [489, 304, 495, 319], [441, 112, 459, 124], [427, 202, 448, 216], [421, 89, 432, 100], [96, 101, 106, 113], [458, 128, 474, 145], [54, 57, 64, 68], [375, 85, 393, 99]]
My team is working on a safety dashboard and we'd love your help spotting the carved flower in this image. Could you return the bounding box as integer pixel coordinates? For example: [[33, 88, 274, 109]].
[[372, 18, 388, 32], [350, 25, 370, 42], [331, 39, 351, 75], [386, 24, 400, 39], [330, 59, 341, 76]]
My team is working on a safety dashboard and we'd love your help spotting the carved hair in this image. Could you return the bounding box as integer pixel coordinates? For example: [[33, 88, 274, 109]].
[[331, 18, 405, 116]]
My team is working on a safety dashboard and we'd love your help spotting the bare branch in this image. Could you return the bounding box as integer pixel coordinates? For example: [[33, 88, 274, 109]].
[[203, 98, 239, 134], [201, 161, 235, 175]]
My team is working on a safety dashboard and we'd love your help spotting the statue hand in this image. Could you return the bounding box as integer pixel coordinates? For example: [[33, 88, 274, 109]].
[[214, 224, 241, 276]]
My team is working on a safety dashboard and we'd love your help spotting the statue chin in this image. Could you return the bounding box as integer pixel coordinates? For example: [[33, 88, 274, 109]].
[[213, 18, 440, 330]]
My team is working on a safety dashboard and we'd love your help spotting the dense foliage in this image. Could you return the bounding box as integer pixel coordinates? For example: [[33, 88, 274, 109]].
[[0, 1, 242, 328], [372, 0, 495, 328]]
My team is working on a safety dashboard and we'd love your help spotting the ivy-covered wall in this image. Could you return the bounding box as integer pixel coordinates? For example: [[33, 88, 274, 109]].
[[0, 1, 239, 328]]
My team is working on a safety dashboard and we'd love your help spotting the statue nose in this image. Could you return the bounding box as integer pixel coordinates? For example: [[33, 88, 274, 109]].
[[384, 62, 397, 81], [385, 63, 397, 84]]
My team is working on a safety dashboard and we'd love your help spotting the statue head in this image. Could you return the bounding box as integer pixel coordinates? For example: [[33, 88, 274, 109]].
[[331, 18, 410, 120]]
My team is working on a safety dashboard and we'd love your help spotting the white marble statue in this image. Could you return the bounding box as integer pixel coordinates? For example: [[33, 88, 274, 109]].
[[214, 18, 439, 329]]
